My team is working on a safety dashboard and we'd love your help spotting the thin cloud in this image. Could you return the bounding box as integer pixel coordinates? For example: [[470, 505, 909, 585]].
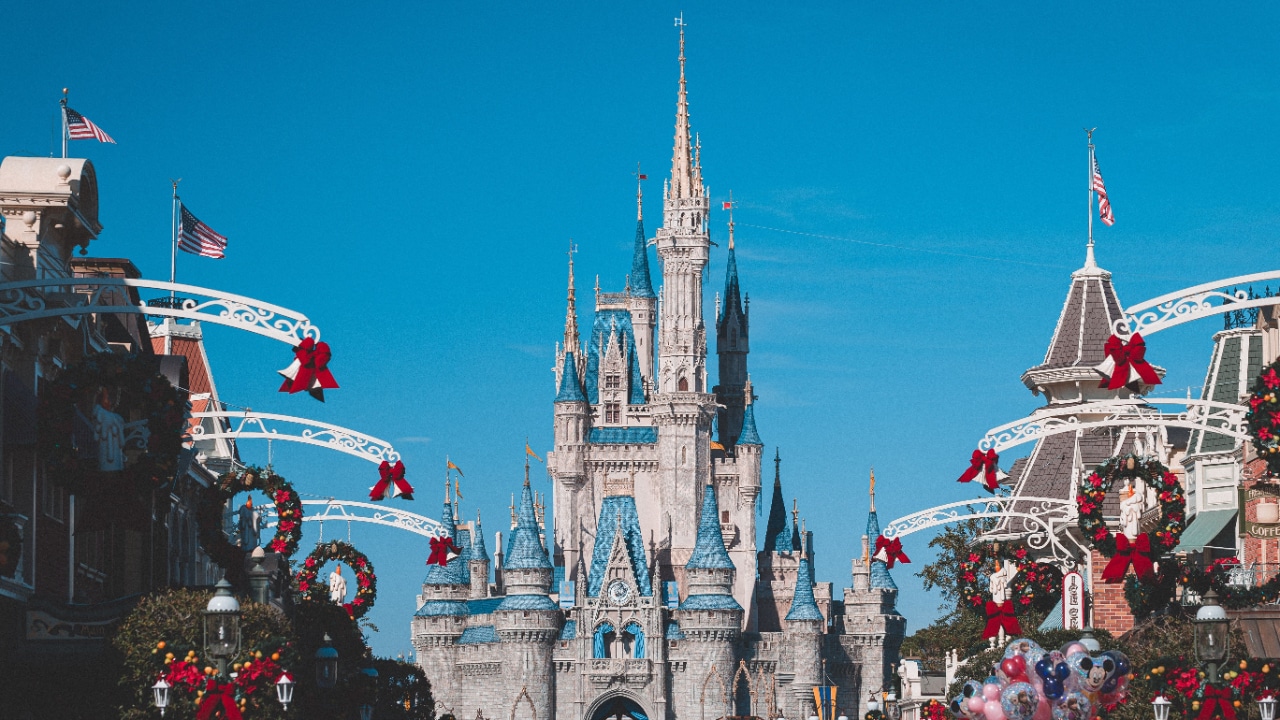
[[397, 436, 433, 445]]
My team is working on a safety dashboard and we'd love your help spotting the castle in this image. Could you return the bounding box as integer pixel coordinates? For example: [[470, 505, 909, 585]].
[[411, 29, 905, 720]]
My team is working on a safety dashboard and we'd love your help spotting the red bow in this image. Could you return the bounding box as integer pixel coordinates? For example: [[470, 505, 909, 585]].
[[369, 460, 414, 501], [1097, 333, 1162, 391], [873, 535, 910, 568], [1197, 686, 1237, 720], [196, 681, 243, 720], [427, 535, 459, 566], [958, 449, 1000, 492], [1102, 533, 1154, 582], [982, 600, 1021, 639], [278, 338, 339, 401]]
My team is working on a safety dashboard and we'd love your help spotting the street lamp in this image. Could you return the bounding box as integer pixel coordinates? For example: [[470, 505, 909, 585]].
[[1259, 696, 1277, 720], [1078, 628, 1101, 653], [315, 633, 339, 689], [1194, 590, 1230, 684], [868, 692, 881, 714], [151, 678, 171, 716], [884, 692, 900, 720], [203, 579, 241, 678], [1151, 696, 1172, 720], [276, 672, 295, 711]]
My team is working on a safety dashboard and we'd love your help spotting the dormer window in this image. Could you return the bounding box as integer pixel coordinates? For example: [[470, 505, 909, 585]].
[[605, 374, 621, 390], [605, 403, 620, 423]]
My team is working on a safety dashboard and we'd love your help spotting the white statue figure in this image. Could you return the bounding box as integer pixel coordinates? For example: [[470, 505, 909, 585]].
[[989, 559, 1018, 604], [92, 388, 125, 472], [1119, 478, 1145, 539], [329, 565, 347, 604]]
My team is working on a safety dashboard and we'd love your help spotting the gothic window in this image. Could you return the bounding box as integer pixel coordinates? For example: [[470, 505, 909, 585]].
[[605, 404, 620, 423], [721, 510, 729, 523], [678, 376, 689, 391], [605, 374, 621, 390], [593, 622, 616, 658]]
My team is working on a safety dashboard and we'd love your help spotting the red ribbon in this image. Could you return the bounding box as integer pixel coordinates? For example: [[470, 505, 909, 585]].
[[279, 338, 339, 399], [1197, 686, 1237, 720], [369, 460, 415, 501], [1102, 533, 1154, 582], [427, 535, 458, 566], [196, 681, 243, 720], [982, 600, 1021, 639], [1099, 333, 1162, 390], [873, 535, 910, 568], [958, 449, 1000, 492]]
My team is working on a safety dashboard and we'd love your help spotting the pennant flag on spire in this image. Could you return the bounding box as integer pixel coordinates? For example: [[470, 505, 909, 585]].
[[447, 459, 463, 476], [178, 205, 228, 259], [454, 478, 463, 501], [64, 107, 116, 144], [525, 443, 543, 463], [1092, 152, 1114, 226]]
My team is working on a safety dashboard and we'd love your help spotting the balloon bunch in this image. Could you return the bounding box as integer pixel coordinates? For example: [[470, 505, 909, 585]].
[[950, 639, 1132, 720]]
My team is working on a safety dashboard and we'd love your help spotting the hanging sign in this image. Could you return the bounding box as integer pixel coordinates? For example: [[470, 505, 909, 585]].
[[1062, 571, 1085, 631], [1240, 485, 1280, 539]]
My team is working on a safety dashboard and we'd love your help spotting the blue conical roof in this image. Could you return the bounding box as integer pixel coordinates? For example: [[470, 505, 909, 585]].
[[686, 483, 734, 570], [737, 403, 762, 446], [866, 508, 897, 590], [423, 497, 466, 585], [630, 218, 655, 298], [763, 453, 793, 553], [785, 557, 824, 622], [720, 245, 743, 326], [471, 513, 489, 563], [505, 479, 552, 570], [555, 351, 586, 403]]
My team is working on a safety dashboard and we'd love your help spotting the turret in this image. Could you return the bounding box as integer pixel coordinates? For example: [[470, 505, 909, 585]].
[[716, 202, 750, 445], [469, 510, 491, 599], [630, 175, 658, 386], [411, 481, 469, 700], [551, 245, 591, 573], [785, 551, 825, 718], [679, 483, 742, 619]]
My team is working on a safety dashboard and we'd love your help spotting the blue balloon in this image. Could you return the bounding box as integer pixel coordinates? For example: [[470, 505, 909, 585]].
[[1042, 679, 1064, 701], [1035, 659, 1053, 680]]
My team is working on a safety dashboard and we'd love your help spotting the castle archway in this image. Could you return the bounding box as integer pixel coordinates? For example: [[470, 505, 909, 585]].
[[586, 693, 651, 720]]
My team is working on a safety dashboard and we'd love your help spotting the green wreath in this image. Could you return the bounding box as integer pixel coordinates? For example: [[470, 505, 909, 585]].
[[1247, 360, 1280, 476], [196, 468, 303, 583], [1178, 556, 1280, 609], [295, 540, 377, 620], [36, 351, 187, 494], [957, 542, 1063, 615], [1077, 454, 1185, 559]]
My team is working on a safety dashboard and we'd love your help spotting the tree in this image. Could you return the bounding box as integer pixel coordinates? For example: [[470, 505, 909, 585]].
[[901, 518, 994, 671]]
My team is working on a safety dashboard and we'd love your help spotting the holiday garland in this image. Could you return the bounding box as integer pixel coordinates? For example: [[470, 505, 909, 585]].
[[36, 351, 187, 494], [148, 638, 297, 719], [1077, 454, 1185, 578], [1246, 361, 1280, 477], [957, 542, 1063, 615], [196, 468, 303, 580], [920, 698, 949, 720], [295, 540, 377, 620], [1143, 655, 1279, 720]]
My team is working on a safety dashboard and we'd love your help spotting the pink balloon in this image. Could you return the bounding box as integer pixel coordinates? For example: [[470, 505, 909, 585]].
[[969, 697, 988, 714], [985, 700, 1007, 720], [984, 684, 1003, 701], [1033, 697, 1052, 720]]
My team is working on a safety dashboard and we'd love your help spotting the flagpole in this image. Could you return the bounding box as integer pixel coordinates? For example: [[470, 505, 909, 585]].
[[1085, 127, 1096, 267], [60, 89, 68, 159]]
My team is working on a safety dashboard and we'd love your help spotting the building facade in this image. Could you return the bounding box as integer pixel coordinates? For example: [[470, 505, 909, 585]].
[[412, 33, 905, 720]]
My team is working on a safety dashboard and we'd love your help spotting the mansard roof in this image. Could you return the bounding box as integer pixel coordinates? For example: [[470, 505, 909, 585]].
[[865, 507, 897, 590], [415, 600, 469, 617], [631, 217, 655, 298], [589, 426, 658, 444], [555, 351, 587, 403], [504, 479, 552, 570], [457, 625, 499, 644], [1187, 328, 1262, 456], [495, 593, 558, 611], [785, 557, 824, 622], [587, 494, 653, 597], [686, 483, 734, 570], [737, 403, 762, 446], [679, 593, 742, 610], [586, 309, 646, 405]]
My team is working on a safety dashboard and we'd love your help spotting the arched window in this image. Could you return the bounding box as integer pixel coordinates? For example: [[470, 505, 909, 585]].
[[622, 621, 645, 658], [593, 622, 616, 658], [678, 376, 689, 391]]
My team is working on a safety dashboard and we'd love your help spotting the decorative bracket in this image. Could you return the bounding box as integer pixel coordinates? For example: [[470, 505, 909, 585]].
[[261, 499, 445, 539], [976, 398, 1246, 454], [190, 410, 399, 465], [880, 496, 1085, 569], [0, 277, 320, 346], [1116, 269, 1280, 337]]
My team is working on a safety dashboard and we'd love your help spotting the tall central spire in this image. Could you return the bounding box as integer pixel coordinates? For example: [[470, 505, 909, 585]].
[[669, 15, 696, 200], [563, 241, 580, 357]]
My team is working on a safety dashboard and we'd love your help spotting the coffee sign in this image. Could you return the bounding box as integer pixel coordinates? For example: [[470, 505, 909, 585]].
[[1240, 485, 1280, 539]]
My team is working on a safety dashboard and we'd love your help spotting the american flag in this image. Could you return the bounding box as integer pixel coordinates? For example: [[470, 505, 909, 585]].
[[64, 107, 116, 144], [1092, 151, 1114, 226], [178, 205, 228, 259]]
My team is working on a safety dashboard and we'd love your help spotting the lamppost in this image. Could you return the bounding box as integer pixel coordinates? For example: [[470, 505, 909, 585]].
[[316, 633, 340, 689], [884, 692, 900, 720], [1194, 589, 1230, 684], [151, 678, 171, 716], [276, 672, 295, 711], [867, 692, 881, 717], [203, 579, 242, 678]]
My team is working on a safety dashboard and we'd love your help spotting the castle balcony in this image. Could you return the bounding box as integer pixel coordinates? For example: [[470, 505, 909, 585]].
[[587, 658, 653, 689]]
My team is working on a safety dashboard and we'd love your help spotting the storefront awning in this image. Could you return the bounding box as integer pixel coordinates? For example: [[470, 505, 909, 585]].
[[1173, 508, 1238, 553]]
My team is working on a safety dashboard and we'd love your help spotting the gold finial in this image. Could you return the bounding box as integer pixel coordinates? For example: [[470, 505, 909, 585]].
[[869, 467, 876, 513], [726, 190, 735, 250], [635, 162, 645, 221]]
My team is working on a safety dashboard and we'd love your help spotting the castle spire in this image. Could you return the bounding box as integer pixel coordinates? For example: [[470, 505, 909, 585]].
[[668, 14, 695, 201], [869, 467, 876, 513], [563, 241, 581, 357], [631, 169, 655, 298], [763, 448, 792, 553]]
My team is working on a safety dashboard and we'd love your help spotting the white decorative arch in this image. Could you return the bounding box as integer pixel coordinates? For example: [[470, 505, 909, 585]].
[[189, 410, 400, 465], [1115, 269, 1280, 337], [976, 398, 1246, 454], [260, 499, 445, 539], [0, 277, 320, 346], [879, 496, 1086, 569]]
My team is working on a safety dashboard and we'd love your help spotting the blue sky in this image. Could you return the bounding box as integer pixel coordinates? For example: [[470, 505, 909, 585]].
[[6, 3, 1280, 659]]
